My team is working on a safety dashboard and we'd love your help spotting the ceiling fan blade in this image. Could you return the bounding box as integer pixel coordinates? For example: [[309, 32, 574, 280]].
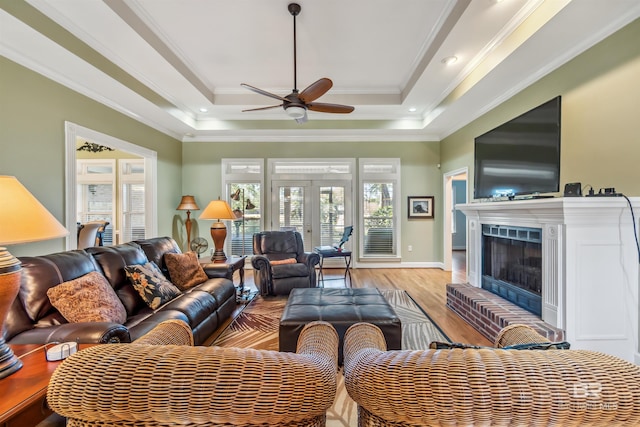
[[242, 104, 283, 112], [299, 78, 333, 103], [307, 102, 355, 114], [241, 83, 288, 102]]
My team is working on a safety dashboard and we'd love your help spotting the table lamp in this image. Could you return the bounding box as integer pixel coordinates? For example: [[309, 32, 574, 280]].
[[176, 195, 200, 251], [0, 176, 68, 379], [198, 198, 236, 261]]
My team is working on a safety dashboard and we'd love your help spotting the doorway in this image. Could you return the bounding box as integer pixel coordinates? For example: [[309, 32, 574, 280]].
[[65, 122, 157, 250], [443, 167, 468, 278]]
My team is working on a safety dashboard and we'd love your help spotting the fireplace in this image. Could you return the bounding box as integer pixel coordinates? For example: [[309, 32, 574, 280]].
[[481, 225, 542, 316], [457, 197, 640, 363]]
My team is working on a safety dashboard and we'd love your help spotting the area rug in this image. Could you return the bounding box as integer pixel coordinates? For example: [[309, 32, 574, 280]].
[[212, 289, 449, 427]]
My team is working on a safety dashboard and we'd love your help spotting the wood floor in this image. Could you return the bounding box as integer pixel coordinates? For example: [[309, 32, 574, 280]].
[[219, 250, 492, 347]]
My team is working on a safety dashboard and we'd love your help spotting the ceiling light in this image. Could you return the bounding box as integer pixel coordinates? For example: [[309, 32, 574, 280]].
[[285, 106, 306, 119], [199, 108, 208, 113], [441, 56, 458, 66], [409, 107, 417, 112]]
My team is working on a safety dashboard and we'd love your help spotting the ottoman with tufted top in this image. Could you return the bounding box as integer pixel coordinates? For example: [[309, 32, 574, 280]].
[[279, 287, 401, 363]]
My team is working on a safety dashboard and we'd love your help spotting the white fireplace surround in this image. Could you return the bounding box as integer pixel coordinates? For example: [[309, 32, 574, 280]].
[[458, 197, 640, 364]]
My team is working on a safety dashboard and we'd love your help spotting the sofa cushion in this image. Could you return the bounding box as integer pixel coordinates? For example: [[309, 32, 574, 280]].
[[135, 237, 181, 277], [47, 271, 127, 324], [164, 252, 209, 291], [87, 243, 150, 315], [124, 262, 182, 310]]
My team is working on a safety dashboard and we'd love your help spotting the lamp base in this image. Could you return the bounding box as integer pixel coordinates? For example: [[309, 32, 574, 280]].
[[210, 221, 228, 261], [0, 249, 23, 379], [0, 338, 22, 379]]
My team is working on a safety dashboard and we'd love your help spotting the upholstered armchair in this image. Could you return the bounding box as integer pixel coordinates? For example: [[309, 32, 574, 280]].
[[251, 231, 320, 295], [48, 321, 339, 427]]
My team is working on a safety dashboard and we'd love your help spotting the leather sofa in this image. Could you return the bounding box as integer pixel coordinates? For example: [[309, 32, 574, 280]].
[[251, 231, 320, 295], [343, 323, 640, 426], [5, 237, 236, 346], [47, 321, 339, 427]]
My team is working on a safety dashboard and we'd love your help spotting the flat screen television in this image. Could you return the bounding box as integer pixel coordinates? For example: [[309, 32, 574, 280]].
[[474, 96, 561, 200]]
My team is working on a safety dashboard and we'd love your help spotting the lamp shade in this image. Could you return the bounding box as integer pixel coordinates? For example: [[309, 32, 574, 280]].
[[0, 176, 69, 246], [176, 195, 199, 211], [198, 199, 236, 221]]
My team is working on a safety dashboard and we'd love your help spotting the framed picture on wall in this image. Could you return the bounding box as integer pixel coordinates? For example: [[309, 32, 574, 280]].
[[408, 196, 434, 219]]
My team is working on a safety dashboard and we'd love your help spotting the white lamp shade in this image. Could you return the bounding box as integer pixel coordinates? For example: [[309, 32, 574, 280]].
[[0, 176, 69, 246]]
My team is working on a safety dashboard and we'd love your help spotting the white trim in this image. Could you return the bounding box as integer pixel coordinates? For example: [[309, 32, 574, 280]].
[[65, 121, 157, 249]]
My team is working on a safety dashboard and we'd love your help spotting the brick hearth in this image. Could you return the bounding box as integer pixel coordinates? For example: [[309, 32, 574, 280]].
[[446, 282, 564, 343]]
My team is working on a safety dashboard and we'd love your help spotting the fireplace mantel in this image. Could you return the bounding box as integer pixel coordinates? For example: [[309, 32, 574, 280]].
[[458, 197, 640, 363]]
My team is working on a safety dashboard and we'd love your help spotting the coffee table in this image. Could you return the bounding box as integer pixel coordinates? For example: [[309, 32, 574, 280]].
[[279, 288, 401, 364]]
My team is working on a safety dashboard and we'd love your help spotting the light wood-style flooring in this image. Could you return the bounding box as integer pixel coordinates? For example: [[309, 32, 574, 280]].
[[219, 250, 491, 346]]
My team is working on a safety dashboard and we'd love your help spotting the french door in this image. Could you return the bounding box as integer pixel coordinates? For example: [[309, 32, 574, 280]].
[[271, 180, 352, 252]]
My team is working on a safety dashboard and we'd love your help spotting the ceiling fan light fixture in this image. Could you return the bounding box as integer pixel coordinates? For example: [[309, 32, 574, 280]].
[[285, 105, 306, 119]]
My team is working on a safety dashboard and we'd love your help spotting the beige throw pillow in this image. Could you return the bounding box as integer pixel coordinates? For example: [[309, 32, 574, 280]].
[[164, 251, 209, 291], [47, 271, 127, 324]]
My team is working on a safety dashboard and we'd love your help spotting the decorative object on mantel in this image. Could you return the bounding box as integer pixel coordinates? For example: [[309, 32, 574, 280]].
[[230, 188, 257, 256], [76, 141, 115, 153], [198, 198, 237, 261], [176, 195, 200, 251], [0, 176, 69, 379], [408, 196, 434, 219]]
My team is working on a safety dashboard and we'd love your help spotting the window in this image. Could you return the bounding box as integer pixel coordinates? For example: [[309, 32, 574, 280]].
[[119, 159, 145, 242], [222, 159, 264, 257], [359, 159, 401, 259], [77, 160, 115, 245]]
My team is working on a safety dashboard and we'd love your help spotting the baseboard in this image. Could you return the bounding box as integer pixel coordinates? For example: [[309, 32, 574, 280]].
[[352, 261, 444, 269]]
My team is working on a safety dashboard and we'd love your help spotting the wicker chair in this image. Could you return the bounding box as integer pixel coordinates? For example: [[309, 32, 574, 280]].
[[48, 321, 339, 427], [343, 322, 640, 426]]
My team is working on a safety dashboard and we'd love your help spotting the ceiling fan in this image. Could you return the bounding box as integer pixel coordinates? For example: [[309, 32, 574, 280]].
[[241, 3, 354, 124]]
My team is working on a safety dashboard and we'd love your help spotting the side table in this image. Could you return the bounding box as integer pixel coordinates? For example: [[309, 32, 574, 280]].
[[199, 255, 250, 303], [313, 247, 352, 286], [0, 344, 94, 427]]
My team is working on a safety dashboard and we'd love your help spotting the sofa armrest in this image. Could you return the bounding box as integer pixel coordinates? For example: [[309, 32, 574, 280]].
[[298, 251, 320, 268], [8, 322, 130, 344], [343, 324, 640, 426], [132, 319, 193, 346], [251, 254, 272, 295], [48, 322, 339, 426]]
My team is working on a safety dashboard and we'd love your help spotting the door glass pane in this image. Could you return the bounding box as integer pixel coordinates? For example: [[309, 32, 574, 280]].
[[319, 186, 346, 246], [277, 186, 304, 235], [363, 182, 395, 255]]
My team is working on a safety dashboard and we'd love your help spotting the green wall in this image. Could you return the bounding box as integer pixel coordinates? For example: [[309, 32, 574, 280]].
[[0, 56, 183, 256], [441, 18, 640, 198], [181, 140, 443, 263]]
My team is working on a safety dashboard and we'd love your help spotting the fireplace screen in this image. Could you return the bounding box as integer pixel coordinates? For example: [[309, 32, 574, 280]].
[[481, 225, 542, 316]]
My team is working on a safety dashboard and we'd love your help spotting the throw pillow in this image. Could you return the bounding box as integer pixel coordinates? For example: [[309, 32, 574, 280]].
[[47, 271, 127, 324], [124, 262, 182, 309], [270, 258, 297, 265], [164, 252, 209, 291], [429, 341, 570, 350]]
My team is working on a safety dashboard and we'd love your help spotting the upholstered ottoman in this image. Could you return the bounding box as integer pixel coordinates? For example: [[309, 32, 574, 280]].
[[279, 287, 401, 363]]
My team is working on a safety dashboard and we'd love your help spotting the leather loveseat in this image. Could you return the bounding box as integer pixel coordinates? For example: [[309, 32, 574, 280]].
[[5, 237, 236, 346]]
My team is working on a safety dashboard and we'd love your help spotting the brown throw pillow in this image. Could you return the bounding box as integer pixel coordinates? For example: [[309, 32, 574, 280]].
[[47, 271, 127, 324], [270, 258, 297, 265], [164, 251, 209, 291], [124, 262, 182, 309]]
